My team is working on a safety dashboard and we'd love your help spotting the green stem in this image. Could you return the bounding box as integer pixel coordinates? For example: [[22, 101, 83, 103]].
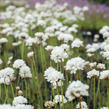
[[107, 88, 109, 107], [11, 84, 15, 98], [93, 78, 96, 109], [21, 41, 25, 59], [25, 80, 28, 97], [4, 85, 8, 103]]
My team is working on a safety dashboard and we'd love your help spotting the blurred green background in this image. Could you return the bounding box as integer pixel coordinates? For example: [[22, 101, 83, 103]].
[[90, 0, 109, 5]]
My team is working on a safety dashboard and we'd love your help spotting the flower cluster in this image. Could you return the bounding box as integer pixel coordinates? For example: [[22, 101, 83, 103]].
[[65, 80, 89, 101], [49, 45, 69, 63], [0, 67, 15, 85], [13, 59, 32, 78], [44, 67, 64, 89], [65, 57, 86, 74]]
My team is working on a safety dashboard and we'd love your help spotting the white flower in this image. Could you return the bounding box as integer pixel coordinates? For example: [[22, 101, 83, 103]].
[[53, 95, 67, 104], [14, 104, 34, 109], [65, 80, 89, 101], [0, 100, 33, 109], [19, 65, 32, 78], [18, 32, 29, 40], [44, 101, 54, 108], [13, 59, 26, 69], [46, 44, 69, 53], [66, 57, 86, 74], [27, 51, 34, 58], [87, 69, 99, 78], [86, 43, 100, 53], [35, 32, 48, 46], [87, 53, 94, 57], [58, 33, 73, 43], [0, 67, 15, 85], [76, 101, 88, 109], [45, 45, 54, 52], [12, 41, 21, 47], [50, 46, 68, 63], [60, 44, 70, 51], [71, 38, 83, 48], [94, 34, 99, 39], [100, 70, 109, 79], [37, 20, 46, 27], [0, 38, 8, 44], [89, 62, 97, 68], [25, 37, 37, 47], [101, 51, 109, 60], [103, 32, 109, 39], [73, 6, 81, 14], [82, 6, 88, 11], [99, 26, 109, 35], [97, 63, 105, 70], [87, 31, 92, 36], [13, 96, 28, 106], [44, 67, 64, 89], [0, 104, 12, 109]]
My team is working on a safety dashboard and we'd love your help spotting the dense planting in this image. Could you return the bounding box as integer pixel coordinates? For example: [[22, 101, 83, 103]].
[[0, 0, 109, 109]]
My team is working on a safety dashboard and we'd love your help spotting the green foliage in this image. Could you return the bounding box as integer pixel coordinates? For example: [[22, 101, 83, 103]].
[[89, 0, 109, 5]]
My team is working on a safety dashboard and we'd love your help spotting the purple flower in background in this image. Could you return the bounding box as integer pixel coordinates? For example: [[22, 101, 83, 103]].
[[26, 0, 109, 18]]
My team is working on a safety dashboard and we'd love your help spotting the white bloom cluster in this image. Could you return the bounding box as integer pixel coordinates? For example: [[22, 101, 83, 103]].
[[87, 69, 99, 78], [100, 38, 109, 60], [0, 38, 8, 44], [76, 101, 88, 109], [13, 96, 27, 106], [12, 41, 21, 47], [100, 70, 109, 79], [44, 67, 64, 89], [101, 51, 109, 60], [98, 27, 109, 60], [86, 43, 100, 53], [94, 34, 100, 42], [35, 32, 48, 46], [25, 37, 37, 47], [45, 45, 54, 52], [58, 33, 73, 43], [27, 51, 34, 58], [13, 59, 32, 78], [50, 45, 69, 63], [53, 95, 67, 104], [0, 67, 15, 85], [97, 63, 105, 70], [73, 6, 88, 20], [71, 38, 83, 48], [19, 65, 32, 78], [89, 62, 97, 68], [0, 0, 87, 51], [0, 104, 12, 109], [68, 24, 79, 33], [0, 96, 34, 109], [13, 59, 26, 69], [86, 43, 100, 57], [99, 26, 109, 39], [13, 104, 34, 109], [66, 57, 86, 74], [65, 80, 89, 101]]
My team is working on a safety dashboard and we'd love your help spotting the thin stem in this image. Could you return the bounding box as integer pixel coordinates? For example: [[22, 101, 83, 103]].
[[11, 84, 15, 98], [93, 78, 96, 109], [21, 40, 25, 59]]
